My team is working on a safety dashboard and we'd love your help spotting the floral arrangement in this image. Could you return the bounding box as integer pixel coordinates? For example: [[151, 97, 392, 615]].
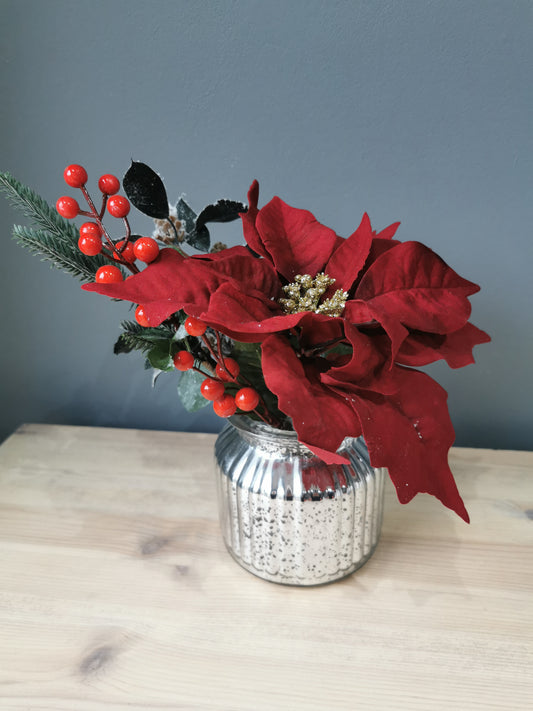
[[1, 163, 489, 522]]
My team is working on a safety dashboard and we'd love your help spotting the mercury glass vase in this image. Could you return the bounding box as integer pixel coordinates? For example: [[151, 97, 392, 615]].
[[214, 415, 386, 586]]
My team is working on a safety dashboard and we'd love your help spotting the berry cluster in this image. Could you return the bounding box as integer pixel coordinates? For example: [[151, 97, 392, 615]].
[[172, 316, 261, 420], [58, 164, 265, 422], [56, 164, 161, 284]]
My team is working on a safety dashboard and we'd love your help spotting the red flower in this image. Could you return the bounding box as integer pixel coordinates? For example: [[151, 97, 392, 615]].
[[83, 181, 489, 521]]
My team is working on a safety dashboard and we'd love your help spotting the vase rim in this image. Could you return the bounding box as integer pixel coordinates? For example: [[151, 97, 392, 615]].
[[228, 415, 313, 454], [228, 415, 297, 438]]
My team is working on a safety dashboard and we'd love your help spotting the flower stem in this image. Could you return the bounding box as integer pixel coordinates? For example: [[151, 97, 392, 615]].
[[302, 336, 347, 358]]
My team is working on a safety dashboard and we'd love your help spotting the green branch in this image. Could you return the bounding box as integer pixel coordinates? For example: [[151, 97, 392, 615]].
[[0, 171, 78, 244], [1, 171, 116, 282], [13, 225, 111, 281]]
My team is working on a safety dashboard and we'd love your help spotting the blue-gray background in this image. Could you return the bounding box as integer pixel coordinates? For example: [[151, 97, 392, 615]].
[[1, 0, 531, 449]]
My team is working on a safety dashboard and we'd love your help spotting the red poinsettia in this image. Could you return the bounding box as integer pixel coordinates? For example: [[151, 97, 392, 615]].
[[83, 181, 489, 521]]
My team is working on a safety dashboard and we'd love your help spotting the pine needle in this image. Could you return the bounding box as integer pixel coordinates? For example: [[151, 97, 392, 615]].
[[114, 320, 177, 354], [0, 171, 78, 244], [1, 171, 116, 282], [12, 225, 110, 282]]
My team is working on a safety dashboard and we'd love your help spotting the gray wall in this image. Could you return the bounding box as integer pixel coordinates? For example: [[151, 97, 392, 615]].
[[1, 0, 531, 449]]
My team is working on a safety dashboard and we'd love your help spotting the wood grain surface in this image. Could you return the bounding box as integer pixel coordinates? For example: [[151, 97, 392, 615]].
[[0, 424, 531, 711]]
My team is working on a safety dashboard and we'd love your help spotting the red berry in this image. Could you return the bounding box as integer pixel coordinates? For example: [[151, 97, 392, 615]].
[[133, 237, 159, 263], [235, 387, 260, 412], [107, 195, 130, 218], [56, 196, 80, 219], [173, 350, 194, 371], [213, 394, 237, 418], [135, 305, 150, 327], [215, 358, 240, 382], [98, 174, 120, 195], [113, 239, 136, 263], [184, 316, 207, 337], [78, 234, 102, 256], [80, 222, 102, 239], [95, 265, 123, 283], [64, 164, 88, 188], [200, 378, 225, 401]]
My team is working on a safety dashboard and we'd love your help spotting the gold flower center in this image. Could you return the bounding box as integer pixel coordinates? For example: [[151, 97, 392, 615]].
[[278, 273, 348, 318]]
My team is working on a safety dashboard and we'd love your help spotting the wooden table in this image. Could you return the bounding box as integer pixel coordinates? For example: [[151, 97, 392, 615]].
[[0, 424, 531, 710]]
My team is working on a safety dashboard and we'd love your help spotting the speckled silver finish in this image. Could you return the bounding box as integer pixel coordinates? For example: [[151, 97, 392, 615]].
[[215, 416, 386, 586]]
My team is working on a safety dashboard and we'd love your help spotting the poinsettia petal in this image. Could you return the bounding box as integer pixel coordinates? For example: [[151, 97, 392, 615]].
[[199, 283, 307, 342], [82, 246, 280, 328], [355, 241, 480, 334], [325, 213, 374, 291], [255, 197, 340, 281], [345, 299, 409, 363], [397, 323, 491, 368], [297, 312, 345, 350], [240, 181, 270, 259], [82, 248, 209, 325], [374, 221, 401, 240], [322, 321, 390, 388], [261, 334, 362, 464], [337, 366, 469, 522]]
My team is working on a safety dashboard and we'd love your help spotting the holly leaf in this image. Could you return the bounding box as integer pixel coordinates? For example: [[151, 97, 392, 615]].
[[175, 197, 210, 251], [187, 225, 210, 252], [123, 161, 169, 219], [175, 197, 196, 233], [196, 200, 247, 231], [146, 342, 174, 371], [177, 369, 209, 412]]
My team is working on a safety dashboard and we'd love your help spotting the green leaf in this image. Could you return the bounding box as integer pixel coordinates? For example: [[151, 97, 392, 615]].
[[175, 197, 196, 233], [176, 197, 210, 251], [146, 341, 174, 371], [177, 369, 208, 412], [232, 341, 262, 369], [187, 226, 210, 252]]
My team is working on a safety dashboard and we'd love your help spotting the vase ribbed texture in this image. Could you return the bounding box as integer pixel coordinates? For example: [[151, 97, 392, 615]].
[[214, 416, 385, 586]]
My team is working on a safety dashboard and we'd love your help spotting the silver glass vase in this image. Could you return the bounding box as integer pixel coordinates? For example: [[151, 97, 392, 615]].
[[214, 416, 386, 586]]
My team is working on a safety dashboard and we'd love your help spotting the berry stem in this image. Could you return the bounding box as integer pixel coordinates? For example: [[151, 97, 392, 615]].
[[123, 217, 131, 242], [79, 185, 138, 274], [193, 364, 215, 378], [201, 332, 220, 364], [213, 331, 276, 427], [99, 194, 108, 220]]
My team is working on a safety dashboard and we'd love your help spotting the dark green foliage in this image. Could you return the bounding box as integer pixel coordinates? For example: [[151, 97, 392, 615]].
[[114, 320, 178, 354], [12, 225, 110, 281], [175, 197, 210, 251], [0, 171, 111, 281], [231, 342, 287, 425], [196, 200, 247, 229], [0, 172, 77, 241], [123, 161, 169, 219]]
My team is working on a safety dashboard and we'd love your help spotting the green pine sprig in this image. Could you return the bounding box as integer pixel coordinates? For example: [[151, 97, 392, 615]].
[[114, 320, 178, 354], [0, 171, 114, 281], [0, 172, 78, 242], [12, 225, 109, 281]]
